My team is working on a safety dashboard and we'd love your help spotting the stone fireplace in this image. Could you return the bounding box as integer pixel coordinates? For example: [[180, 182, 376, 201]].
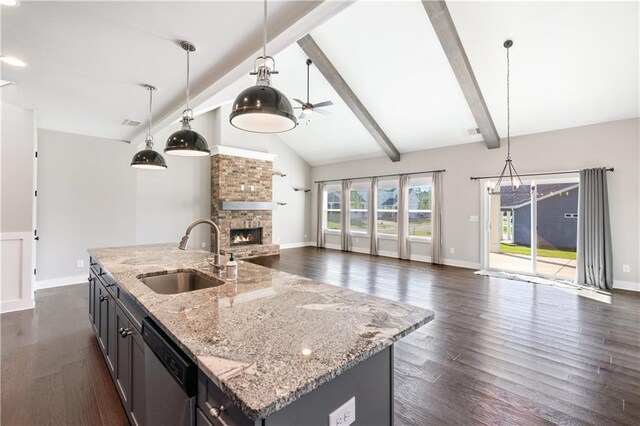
[[210, 146, 280, 259]]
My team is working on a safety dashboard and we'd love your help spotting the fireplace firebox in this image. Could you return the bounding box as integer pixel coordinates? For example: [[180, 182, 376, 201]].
[[230, 228, 262, 246]]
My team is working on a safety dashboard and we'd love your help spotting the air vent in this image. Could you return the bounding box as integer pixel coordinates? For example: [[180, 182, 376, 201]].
[[122, 119, 141, 127], [465, 127, 481, 136]]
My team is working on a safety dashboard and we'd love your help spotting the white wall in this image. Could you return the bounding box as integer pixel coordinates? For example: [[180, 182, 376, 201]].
[[1, 102, 35, 233], [36, 130, 137, 283], [1, 101, 36, 311], [218, 103, 313, 247], [312, 118, 640, 285]]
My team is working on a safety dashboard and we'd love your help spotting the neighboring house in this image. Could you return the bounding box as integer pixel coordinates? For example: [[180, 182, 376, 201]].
[[500, 184, 579, 250]]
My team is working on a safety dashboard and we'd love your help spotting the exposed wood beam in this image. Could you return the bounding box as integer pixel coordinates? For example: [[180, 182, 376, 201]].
[[297, 35, 401, 162], [421, 0, 500, 149]]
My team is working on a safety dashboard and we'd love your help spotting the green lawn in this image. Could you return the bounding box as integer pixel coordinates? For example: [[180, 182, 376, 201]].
[[500, 243, 576, 260]]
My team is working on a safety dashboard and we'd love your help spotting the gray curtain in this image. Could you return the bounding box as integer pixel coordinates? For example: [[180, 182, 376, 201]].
[[341, 180, 351, 251], [369, 178, 378, 255], [431, 171, 443, 264], [577, 168, 613, 290], [398, 175, 410, 260], [316, 182, 325, 248]]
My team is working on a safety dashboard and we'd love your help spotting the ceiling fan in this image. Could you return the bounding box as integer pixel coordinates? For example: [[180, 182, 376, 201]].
[[293, 59, 333, 119]]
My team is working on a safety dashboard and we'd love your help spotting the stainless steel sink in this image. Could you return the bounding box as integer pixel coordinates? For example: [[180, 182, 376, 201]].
[[138, 271, 223, 294]]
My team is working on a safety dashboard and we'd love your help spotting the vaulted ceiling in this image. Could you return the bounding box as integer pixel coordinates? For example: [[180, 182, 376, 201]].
[[2, 1, 638, 166]]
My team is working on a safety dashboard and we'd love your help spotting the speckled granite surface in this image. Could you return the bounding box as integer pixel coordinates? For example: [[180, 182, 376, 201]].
[[88, 244, 434, 420]]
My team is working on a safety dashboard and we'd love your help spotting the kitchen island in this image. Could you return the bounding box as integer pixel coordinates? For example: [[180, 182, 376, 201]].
[[87, 244, 434, 425]]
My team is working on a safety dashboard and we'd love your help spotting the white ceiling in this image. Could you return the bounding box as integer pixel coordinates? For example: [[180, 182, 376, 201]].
[[448, 0, 639, 137], [2, 1, 638, 165], [0, 1, 320, 141]]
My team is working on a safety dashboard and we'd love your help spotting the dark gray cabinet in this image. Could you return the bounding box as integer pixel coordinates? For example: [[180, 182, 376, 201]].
[[89, 257, 146, 426]]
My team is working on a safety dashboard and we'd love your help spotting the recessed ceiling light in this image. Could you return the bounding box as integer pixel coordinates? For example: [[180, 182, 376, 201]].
[[0, 80, 15, 87], [0, 56, 27, 67], [0, 0, 19, 6]]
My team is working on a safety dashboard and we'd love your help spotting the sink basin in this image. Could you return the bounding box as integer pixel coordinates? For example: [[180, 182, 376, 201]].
[[138, 271, 223, 294]]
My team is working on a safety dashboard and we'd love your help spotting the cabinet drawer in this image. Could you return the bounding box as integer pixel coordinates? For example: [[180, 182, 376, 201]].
[[197, 371, 256, 426]]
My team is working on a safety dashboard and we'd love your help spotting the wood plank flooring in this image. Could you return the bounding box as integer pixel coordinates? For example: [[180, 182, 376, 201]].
[[2, 247, 638, 425]]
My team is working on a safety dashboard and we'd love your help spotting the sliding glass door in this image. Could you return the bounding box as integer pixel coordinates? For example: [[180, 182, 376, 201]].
[[485, 175, 579, 280]]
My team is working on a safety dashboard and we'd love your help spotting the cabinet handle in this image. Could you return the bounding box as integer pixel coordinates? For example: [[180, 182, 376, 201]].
[[99, 271, 105, 276], [104, 283, 114, 287], [205, 401, 226, 418], [99, 295, 108, 302], [119, 327, 133, 338], [90, 262, 97, 266], [88, 276, 93, 283]]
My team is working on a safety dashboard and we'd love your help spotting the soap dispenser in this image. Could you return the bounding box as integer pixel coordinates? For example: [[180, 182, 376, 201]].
[[226, 253, 238, 281]]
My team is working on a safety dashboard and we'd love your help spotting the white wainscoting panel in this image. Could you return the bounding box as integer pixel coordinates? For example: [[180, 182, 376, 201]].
[[1, 232, 34, 313]]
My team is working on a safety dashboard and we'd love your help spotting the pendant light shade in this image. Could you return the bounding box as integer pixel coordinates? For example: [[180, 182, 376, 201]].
[[165, 41, 210, 156], [230, 80, 296, 133], [131, 84, 167, 170], [229, 0, 297, 133], [488, 40, 523, 195]]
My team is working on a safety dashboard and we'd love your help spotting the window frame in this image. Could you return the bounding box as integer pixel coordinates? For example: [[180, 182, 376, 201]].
[[349, 182, 370, 236], [407, 176, 432, 242], [376, 179, 399, 238], [324, 184, 342, 234]]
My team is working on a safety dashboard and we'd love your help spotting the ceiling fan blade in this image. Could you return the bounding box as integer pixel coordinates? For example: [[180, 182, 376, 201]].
[[298, 112, 307, 119], [293, 106, 302, 109], [315, 109, 332, 116], [313, 100, 334, 108], [293, 98, 305, 105]]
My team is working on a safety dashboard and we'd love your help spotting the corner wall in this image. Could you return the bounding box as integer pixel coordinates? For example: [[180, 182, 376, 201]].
[[311, 118, 640, 287]]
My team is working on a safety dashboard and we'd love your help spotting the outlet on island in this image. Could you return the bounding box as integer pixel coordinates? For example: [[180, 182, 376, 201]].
[[329, 397, 355, 426]]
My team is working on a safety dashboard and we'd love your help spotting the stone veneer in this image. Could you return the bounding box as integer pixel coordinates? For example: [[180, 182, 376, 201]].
[[211, 153, 279, 259]]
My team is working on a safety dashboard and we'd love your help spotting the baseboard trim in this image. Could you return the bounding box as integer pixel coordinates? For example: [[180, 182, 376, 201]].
[[280, 241, 316, 250], [36, 275, 87, 290], [410, 254, 432, 263], [442, 258, 481, 270], [613, 280, 640, 292], [1, 298, 34, 314]]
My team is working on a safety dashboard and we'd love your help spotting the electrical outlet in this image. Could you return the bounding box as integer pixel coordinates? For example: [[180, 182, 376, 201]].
[[201, 242, 206, 248], [450, 248, 455, 255], [623, 264, 630, 273], [77, 259, 84, 268], [469, 215, 479, 222], [329, 397, 355, 426]]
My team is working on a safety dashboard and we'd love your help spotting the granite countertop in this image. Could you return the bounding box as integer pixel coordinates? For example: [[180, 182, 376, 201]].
[[88, 244, 434, 420]]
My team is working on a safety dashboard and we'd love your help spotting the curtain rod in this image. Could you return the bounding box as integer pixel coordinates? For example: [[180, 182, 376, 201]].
[[469, 167, 614, 181], [314, 169, 446, 184]]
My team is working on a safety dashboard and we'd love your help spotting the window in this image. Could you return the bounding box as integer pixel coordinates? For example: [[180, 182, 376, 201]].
[[408, 176, 432, 238], [350, 183, 369, 233], [377, 180, 398, 235], [325, 185, 341, 230]]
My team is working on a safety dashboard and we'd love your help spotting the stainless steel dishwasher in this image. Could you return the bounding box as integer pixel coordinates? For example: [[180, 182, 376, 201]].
[[142, 317, 197, 426]]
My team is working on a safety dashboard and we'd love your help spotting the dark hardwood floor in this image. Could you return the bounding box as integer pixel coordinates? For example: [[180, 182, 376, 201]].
[[2, 247, 639, 425]]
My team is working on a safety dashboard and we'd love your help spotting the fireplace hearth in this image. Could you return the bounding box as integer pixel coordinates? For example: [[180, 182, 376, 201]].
[[230, 228, 262, 246]]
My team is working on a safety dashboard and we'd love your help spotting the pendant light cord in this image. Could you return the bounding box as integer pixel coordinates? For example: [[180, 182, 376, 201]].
[[148, 88, 153, 137], [263, 0, 267, 59], [307, 62, 310, 103], [186, 49, 191, 112], [506, 43, 511, 160]]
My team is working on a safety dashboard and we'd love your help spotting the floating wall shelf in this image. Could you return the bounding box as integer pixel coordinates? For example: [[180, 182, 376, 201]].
[[219, 201, 277, 210], [293, 187, 311, 193], [273, 171, 287, 177]]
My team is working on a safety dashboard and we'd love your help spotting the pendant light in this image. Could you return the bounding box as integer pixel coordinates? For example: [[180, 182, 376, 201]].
[[165, 41, 210, 156], [229, 0, 297, 133], [489, 40, 524, 195], [131, 84, 167, 170]]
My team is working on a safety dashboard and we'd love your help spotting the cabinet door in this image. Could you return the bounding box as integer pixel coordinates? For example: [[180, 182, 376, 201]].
[[88, 276, 96, 331], [105, 296, 116, 374], [97, 284, 110, 353], [130, 330, 146, 426], [115, 306, 132, 412]]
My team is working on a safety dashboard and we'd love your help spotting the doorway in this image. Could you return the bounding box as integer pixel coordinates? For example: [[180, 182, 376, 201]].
[[482, 176, 579, 281]]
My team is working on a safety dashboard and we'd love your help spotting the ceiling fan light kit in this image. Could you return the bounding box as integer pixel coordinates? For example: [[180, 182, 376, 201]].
[[131, 84, 167, 170], [165, 41, 211, 156], [229, 0, 297, 133], [488, 39, 525, 195], [293, 58, 334, 120]]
